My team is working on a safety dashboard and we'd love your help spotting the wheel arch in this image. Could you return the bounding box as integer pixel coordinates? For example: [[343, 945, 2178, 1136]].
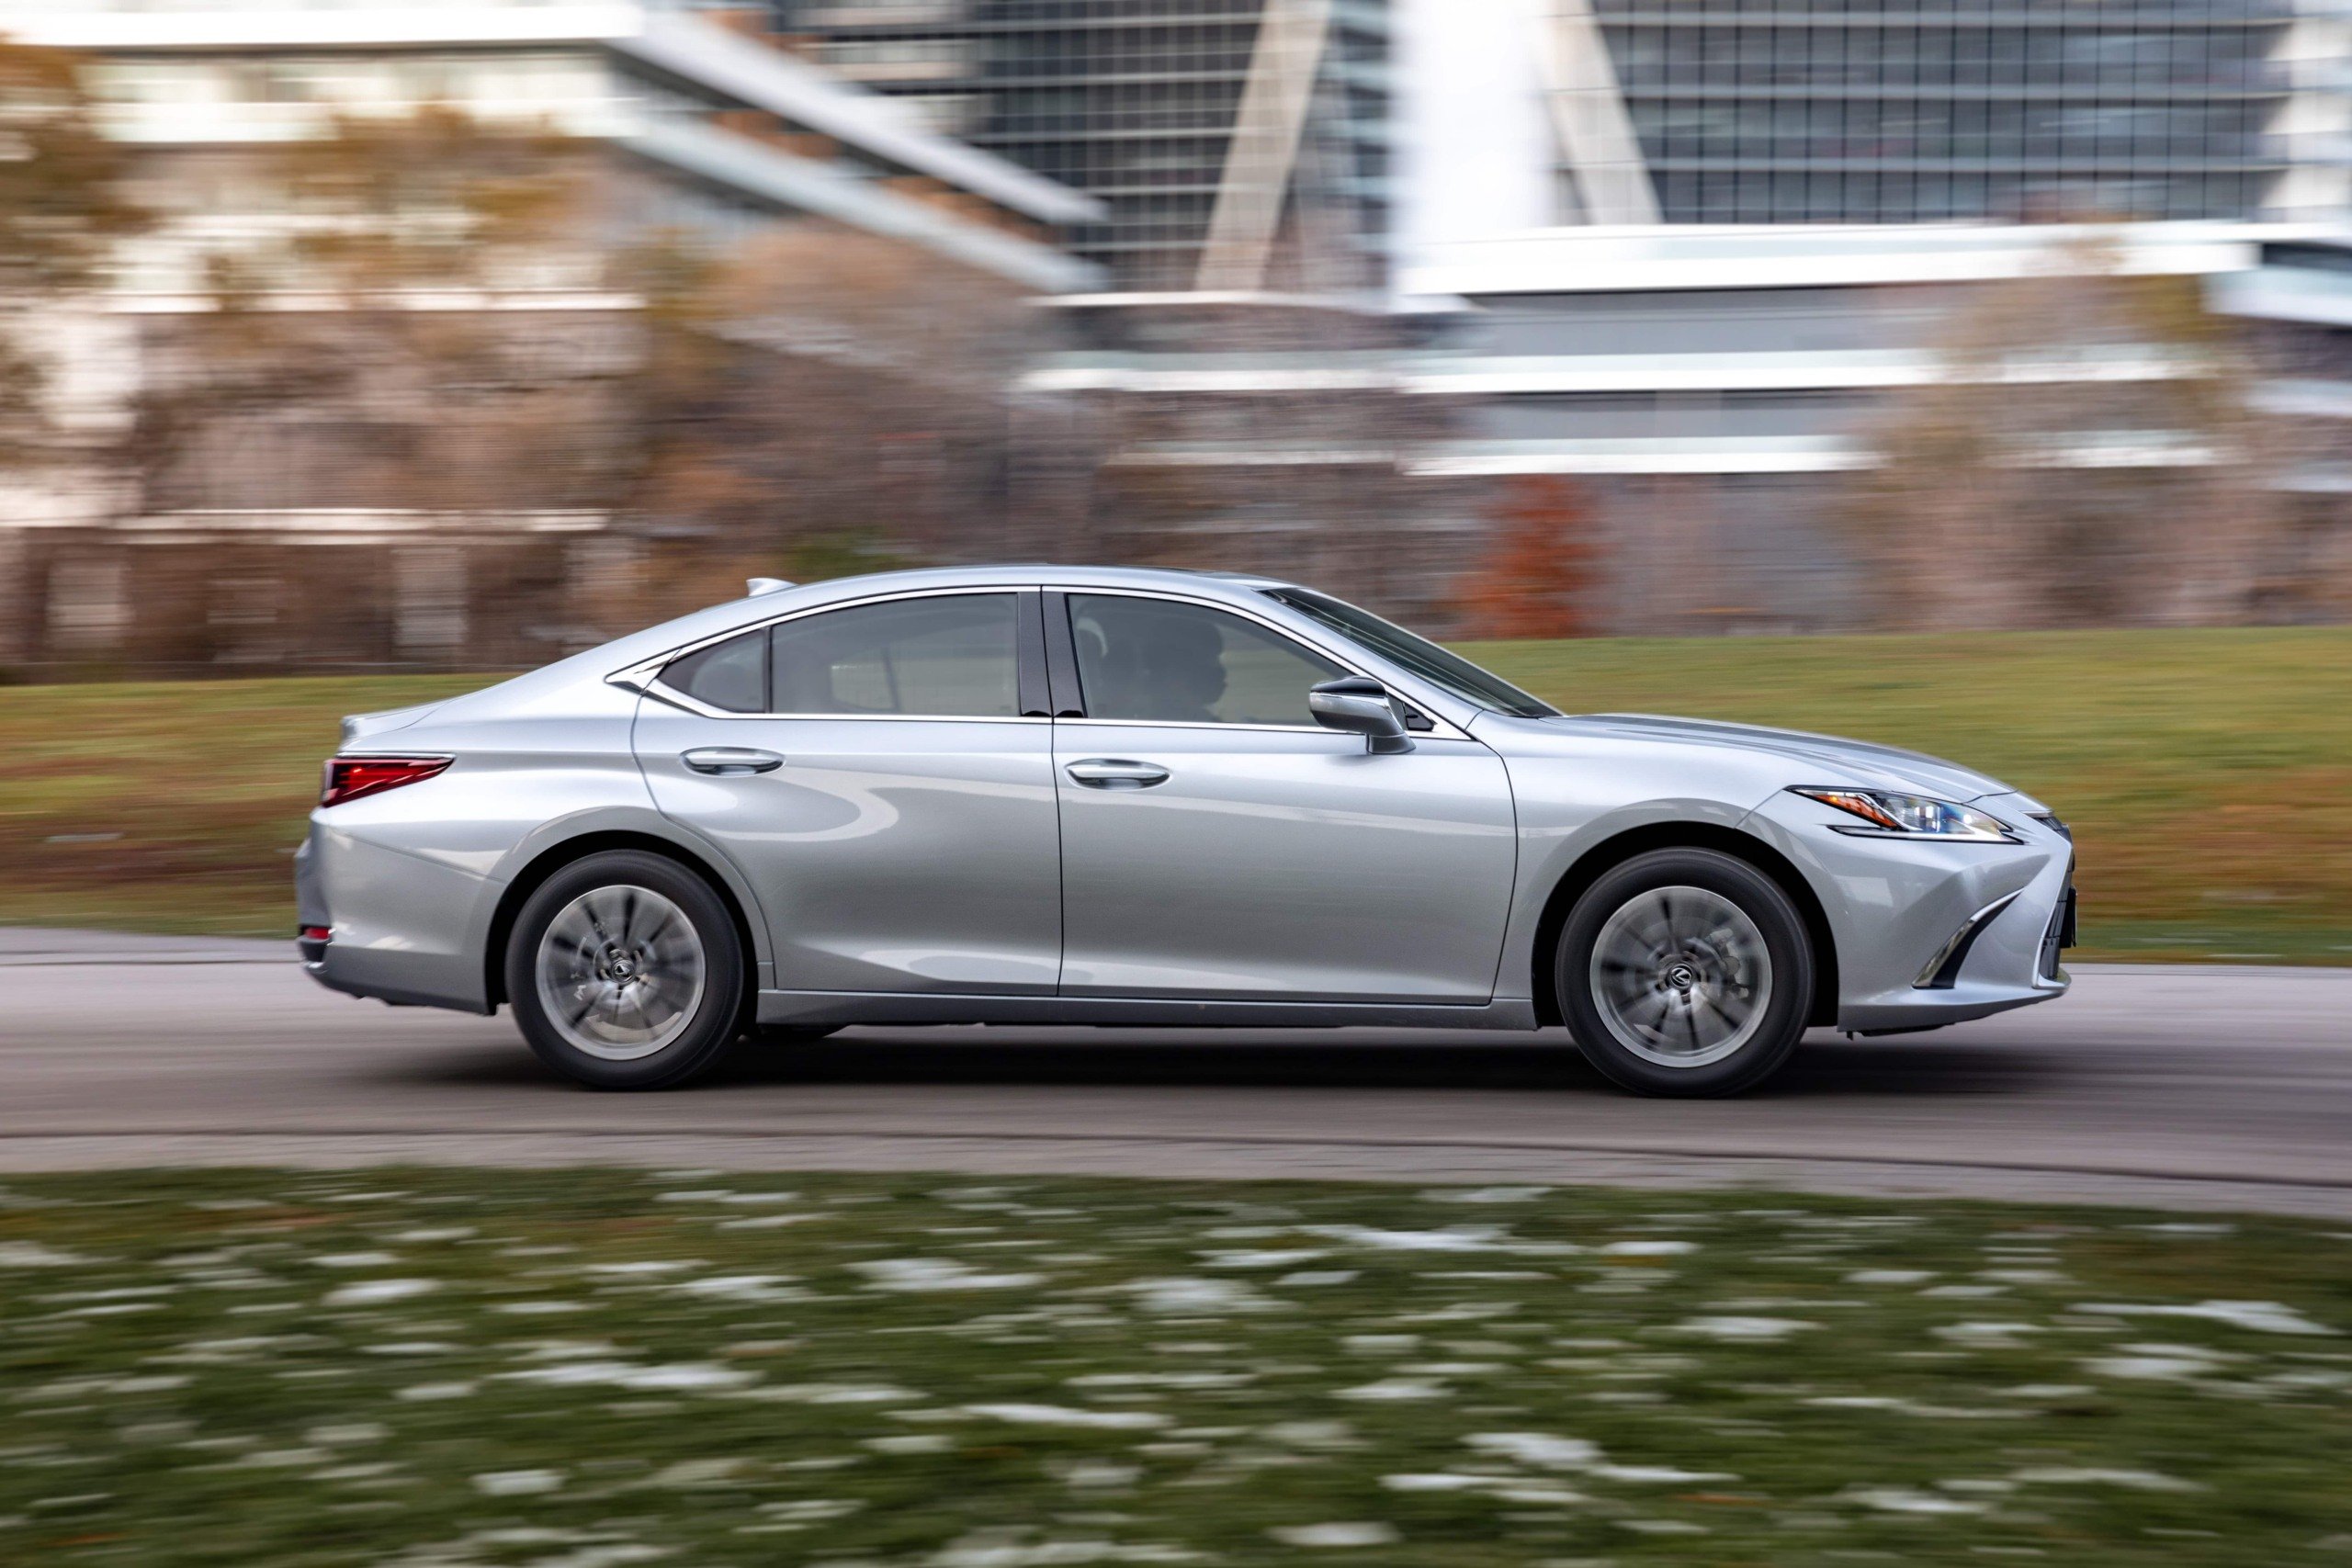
[[482, 829, 763, 1011], [1529, 822, 1839, 1031]]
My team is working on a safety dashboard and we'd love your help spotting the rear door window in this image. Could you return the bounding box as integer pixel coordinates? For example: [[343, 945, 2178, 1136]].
[[770, 593, 1020, 718]]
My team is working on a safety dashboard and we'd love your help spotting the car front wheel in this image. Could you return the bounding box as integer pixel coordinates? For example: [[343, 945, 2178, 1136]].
[[505, 850, 748, 1089], [1556, 847, 1814, 1097]]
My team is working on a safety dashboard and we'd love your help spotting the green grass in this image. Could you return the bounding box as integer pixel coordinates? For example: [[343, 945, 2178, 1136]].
[[0, 674, 482, 938], [1, 626, 2347, 959], [1, 1168, 2347, 1566]]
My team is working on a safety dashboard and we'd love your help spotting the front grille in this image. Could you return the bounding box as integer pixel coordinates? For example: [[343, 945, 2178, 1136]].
[[2031, 812, 2073, 842], [2040, 873, 2076, 981]]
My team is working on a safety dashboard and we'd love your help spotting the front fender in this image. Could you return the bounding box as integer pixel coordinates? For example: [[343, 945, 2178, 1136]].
[[1495, 783, 1770, 1004]]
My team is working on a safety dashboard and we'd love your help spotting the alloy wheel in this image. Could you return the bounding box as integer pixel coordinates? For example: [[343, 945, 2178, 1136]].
[[533, 885, 707, 1061], [1588, 885, 1774, 1068]]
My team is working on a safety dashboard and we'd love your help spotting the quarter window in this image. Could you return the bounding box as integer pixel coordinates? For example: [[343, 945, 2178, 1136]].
[[770, 593, 1020, 718], [1068, 593, 1344, 727], [662, 627, 766, 713]]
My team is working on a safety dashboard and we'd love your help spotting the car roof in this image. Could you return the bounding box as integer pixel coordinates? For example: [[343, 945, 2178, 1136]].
[[744, 563, 1299, 598]]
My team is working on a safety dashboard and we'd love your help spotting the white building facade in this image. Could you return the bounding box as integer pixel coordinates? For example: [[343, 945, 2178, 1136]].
[[0, 0, 1107, 669]]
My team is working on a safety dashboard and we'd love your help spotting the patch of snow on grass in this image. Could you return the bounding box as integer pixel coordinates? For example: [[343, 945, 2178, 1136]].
[[1306, 1224, 1521, 1254], [1673, 1315, 1815, 1342], [1196, 1249, 1327, 1269], [1841, 1485, 1987, 1516], [2074, 1300, 2335, 1336], [854, 1258, 1044, 1292], [1464, 1432, 1599, 1468], [964, 1404, 1169, 1431], [2014, 1466, 2202, 1492], [670, 1274, 801, 1303], [503, 1360, 755, 1393], [1122, 1277, 1276, 1314], [0, 1243, 96, 1268], [1269, 1523, 1398, 1548], [1335, 1378, 1448, 1402], [322, 1279, 435, 1307], [1423, 1186, 1552, 1203]]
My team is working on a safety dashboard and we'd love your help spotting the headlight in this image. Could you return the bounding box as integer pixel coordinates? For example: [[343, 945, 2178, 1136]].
[[1792, 787, 2018, 842]]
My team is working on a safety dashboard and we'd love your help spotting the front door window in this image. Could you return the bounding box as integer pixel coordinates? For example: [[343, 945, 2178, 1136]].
[[1066, 592, 1344, 728]]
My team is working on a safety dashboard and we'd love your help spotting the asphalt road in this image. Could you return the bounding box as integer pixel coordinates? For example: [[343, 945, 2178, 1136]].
[[3, 929, 2348, 1217]]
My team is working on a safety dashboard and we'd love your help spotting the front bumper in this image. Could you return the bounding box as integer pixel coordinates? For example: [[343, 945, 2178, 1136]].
[[1743, 789, 2074, 1033]]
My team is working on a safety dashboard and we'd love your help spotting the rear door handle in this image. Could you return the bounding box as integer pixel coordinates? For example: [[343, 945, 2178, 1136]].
[[1066, 758, 1170, 789], [683, 746, 785, 775]]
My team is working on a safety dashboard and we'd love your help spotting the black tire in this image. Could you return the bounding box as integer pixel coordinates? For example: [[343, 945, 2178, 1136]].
[[505, 850, 748, 1089], [1556, 847, 1815, 1098]]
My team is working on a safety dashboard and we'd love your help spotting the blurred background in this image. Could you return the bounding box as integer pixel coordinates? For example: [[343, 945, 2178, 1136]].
[[0, 0, 2347, 955]]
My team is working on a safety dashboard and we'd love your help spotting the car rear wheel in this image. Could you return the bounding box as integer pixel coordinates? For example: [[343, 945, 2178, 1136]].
[[506, 851, 747, 1089], [1556, 847, 1814, 1097]]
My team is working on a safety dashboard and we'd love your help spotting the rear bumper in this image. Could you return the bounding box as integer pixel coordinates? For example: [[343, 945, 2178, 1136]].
[[295, 818, 496, 1014]]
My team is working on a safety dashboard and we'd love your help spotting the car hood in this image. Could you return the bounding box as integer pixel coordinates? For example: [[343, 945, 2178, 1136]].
[[1544, 712, 2017, 801]]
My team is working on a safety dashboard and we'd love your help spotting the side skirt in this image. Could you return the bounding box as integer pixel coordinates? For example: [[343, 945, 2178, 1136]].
[[757, 990, 1543, 1032]]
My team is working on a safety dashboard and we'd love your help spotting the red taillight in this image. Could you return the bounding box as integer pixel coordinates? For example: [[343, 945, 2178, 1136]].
[[300, 925, 332, 942], [320, 756, 451, 808]]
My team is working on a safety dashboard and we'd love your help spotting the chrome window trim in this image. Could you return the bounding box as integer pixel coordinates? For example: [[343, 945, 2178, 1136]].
[[607, 581, 1478, 740], [1050, 584, 1475, 743], [613, 585, 1039, 724], [1054, 716, 1375, 738]]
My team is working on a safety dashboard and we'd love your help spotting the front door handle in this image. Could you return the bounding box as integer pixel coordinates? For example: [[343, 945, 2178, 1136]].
[[683, 746, 785, 775], [1066, 758, 1170, 789]]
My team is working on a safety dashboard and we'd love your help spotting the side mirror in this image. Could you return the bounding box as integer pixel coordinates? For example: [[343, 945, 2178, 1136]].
[[1310, 676, 1414, 755]]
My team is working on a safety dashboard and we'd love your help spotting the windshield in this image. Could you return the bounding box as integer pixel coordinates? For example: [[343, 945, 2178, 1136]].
[[1264, 589, 1558, 718]]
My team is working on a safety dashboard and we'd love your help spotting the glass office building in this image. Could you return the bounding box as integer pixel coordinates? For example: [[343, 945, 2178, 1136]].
[[771, 1, 1394, 290], [1552, 1, 2317, 226]]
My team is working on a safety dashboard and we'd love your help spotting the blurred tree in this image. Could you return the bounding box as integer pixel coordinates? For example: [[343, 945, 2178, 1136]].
[[609, 224, 1045, 624], [122, 105, 628, 664], [0, 38, 145, 292], [0, 36, 146, 459], [135, 104, 613, 513], [1455, 474, 1598, 638], [1844, 233, 2282, 630], [135, 103, 1056, 651]]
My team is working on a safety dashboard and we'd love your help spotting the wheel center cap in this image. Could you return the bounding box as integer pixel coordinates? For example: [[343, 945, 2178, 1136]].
[[609, 953, 639, 980], [1664, 963, 1699, 992]]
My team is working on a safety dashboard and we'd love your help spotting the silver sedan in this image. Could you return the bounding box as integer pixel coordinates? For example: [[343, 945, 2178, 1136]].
[[297, 566, 2075, 1096]]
